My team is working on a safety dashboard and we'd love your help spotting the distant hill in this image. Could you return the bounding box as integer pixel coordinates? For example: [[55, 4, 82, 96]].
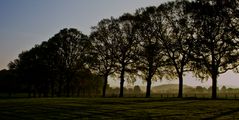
[[151, 84, 194, 93]]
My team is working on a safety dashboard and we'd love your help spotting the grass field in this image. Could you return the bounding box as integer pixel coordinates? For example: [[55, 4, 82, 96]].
[[0, 98, 239, 120]]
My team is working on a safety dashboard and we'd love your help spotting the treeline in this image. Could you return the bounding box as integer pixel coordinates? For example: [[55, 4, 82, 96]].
[[106, 85, 143, 97], [1, 0, 239, 99], [2, 29, 103, 97], [151, 85, 239, 94]]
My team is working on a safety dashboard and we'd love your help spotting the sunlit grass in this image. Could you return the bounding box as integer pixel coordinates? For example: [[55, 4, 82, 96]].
[[0, 98, 239, 119]]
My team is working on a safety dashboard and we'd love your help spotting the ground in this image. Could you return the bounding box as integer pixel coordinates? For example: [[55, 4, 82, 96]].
[[0, 98, 239, 120]]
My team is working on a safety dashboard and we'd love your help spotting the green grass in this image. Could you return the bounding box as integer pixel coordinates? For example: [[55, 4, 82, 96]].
[[0, 98, 239, 120]]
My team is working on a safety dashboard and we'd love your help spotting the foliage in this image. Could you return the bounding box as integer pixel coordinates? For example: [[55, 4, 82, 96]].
[[187, 0, 239, 99], [6, 28, 102, 97], [90, 18, 118, 97], [114, 13, 140, 97], [1, 0, 239, 99], [134, 6, 167, 97], [156, 0, 194, 98]]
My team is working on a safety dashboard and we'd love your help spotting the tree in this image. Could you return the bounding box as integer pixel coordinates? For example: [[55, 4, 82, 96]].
[[48, 28, 91, 97], [188, 0, 239, 99], [135, 7, 166, 98], [156, 1, 194, 98], [9, 45, 51, 97], [0, 69, 17, 96], [221, 85, 227, 93], [195, 86, 204, 93], [114, 14, 139, 97], [90, 18, 117, 97], [15, 49, 38, 97], [73, 69, 103, 97], [133, 85, 142, 94], [40, 41, 58, 97], [8, 28, 94, 97]]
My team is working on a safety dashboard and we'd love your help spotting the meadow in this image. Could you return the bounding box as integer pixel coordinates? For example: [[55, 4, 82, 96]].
[[0, 98, 239, 120]]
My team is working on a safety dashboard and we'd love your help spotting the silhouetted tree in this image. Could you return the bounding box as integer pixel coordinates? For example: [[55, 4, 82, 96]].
[[188, 0, 239, 99], [114, 14, 139, 97], [135, 7, 166, 98], [73, 69, 103, 97], [40, 41, 58, 97], [90, 18, 118, 97], [156, 1, 194, 98], [195, 86, 205, 93], [221, 85, 227, 93], [13, 49, 36, 97], [133, 85, 142, 94], [0, 69, 18, 96], [13, 45, 50, 97], [7, 28, 98, 97], [48, 28, 91, 97], [4, 0, 239, 99]]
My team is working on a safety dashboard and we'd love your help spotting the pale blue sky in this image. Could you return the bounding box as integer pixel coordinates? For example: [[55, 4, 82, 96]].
[[0, 0, 238, 88], [0, 0, 170, 69]]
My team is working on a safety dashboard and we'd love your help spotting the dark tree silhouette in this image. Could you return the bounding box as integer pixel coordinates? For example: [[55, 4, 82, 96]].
[[135, 7, 166, 98], [15, 49, 37, 97], [47, 28, 91, 97], [40, 41, 58, 97], [0, 69, 17, 96], [133, 85, 142, 94], [114, 14, 139, 97], [7, 28, 101, 97], [3, 0, 239, 99], [188, 0, 239, 99], [90, 18, 118, 97], [156, 1, 194, 98]]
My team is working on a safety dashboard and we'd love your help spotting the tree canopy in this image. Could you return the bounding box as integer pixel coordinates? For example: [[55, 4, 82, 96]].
[[1, 0, 239, 99]]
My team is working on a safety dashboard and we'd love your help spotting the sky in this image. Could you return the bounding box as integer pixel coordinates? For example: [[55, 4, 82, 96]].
[[0, 0, 239, 88]]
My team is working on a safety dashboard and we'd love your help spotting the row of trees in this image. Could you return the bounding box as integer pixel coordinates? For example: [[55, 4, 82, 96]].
[[5, 29, 102, 97], [90, 0, 239, 99], [2, 0, 239, 99]]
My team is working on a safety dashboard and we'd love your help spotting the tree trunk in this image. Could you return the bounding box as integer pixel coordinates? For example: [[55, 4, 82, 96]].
[[146, 77, 152, 98], [58, 81, 62, 97], [51, 81, 54, 97], [77, 89, 80, 97], [66, 80, 70, 97], [178, 73, 183, 98], [119, 65, 125, 97], [212, 73, 217, 99], [33, 89, 36, 98], [28, 84, 32, 98], [8, 91, 12, 97], [66, 74, 73, 97], [28, 91, 31, 98], [38, 92, 42, 98], [102, 75, 108, 97]]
